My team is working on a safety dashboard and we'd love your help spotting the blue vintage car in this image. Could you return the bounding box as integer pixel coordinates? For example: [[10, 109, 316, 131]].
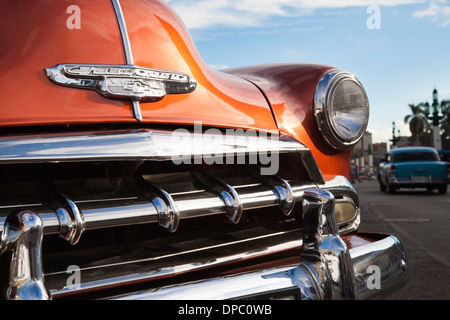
[[378, 147, 450, 194]]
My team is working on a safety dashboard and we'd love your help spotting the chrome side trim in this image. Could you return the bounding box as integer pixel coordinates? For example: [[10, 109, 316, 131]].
[[0, 211, 50, 300]]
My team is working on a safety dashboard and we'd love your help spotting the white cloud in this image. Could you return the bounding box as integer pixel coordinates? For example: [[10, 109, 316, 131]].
[[413, 0, 450, 26], [369, 120, 411, 144], [166, 0, 425, 29], [208, 64, 230, 70]]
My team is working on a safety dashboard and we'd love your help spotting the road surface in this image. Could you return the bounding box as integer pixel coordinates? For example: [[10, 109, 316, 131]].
[[354, 179, 450, 299]]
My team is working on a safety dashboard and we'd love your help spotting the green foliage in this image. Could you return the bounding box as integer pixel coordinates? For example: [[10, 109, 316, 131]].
[[404, 102, 450, 149]]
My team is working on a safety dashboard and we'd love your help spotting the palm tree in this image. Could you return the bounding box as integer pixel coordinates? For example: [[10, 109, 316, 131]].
[[404, 103, 430, 144], [440, 101, 450, 148]]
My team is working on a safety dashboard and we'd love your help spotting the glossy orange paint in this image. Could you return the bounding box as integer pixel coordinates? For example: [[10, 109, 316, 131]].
[[0, 0, 126, 124], [0, 0, 277, 131], [225, 64, 354, 179]]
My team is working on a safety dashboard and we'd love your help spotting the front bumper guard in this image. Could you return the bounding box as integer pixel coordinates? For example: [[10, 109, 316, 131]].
[[0, 189, 409, 300], [111, 189, 409, 300]]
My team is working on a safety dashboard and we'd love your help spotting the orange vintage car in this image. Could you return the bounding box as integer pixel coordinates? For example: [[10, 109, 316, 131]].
[[0, 0, 409, 300]]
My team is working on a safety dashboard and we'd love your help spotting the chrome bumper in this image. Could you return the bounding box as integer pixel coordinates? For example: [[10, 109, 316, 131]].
[[388, 176, 449, 186], [110, 190, 410, 300]]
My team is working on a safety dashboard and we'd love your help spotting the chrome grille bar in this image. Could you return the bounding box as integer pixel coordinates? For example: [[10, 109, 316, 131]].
[[0, 178, 315, 235], [0, 176, 357, 237], [0, 128, 329, 239], [41, 176, 359, 297]]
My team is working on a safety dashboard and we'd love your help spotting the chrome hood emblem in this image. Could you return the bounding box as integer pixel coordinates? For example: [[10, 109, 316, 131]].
[[45, 64, 197, 121]]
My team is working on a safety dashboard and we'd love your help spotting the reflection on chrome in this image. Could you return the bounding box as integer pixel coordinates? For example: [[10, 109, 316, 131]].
[[0, 211, 50, 300], [109, 191, 408, 300]]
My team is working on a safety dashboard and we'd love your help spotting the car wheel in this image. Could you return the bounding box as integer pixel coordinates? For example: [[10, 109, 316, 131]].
[[438, 184, 448, 194]]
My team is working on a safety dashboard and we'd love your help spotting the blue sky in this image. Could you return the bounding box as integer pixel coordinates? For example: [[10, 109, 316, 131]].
[[166, 0, 450, 145]]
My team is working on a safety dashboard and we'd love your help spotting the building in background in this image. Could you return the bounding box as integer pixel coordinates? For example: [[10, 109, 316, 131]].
[[351, 132, 374, 177], [372, 142, 388, 166]]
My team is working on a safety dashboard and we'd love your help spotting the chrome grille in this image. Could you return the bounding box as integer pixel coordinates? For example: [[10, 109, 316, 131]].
[[0, 128, 359, 299]]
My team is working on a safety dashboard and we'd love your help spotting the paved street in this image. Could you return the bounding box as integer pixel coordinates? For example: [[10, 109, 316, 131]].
[[353, 179, 450, 300]]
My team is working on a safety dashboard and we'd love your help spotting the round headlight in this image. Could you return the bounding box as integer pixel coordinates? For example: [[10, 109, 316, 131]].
[[314, 69, 369, 150]]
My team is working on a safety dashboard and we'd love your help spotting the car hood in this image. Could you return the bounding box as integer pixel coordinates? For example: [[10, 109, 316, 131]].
[[0, 0, 277, 132]]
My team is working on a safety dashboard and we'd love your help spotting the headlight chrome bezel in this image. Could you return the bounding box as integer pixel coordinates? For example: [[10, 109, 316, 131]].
[[314, 69, 369, 150]]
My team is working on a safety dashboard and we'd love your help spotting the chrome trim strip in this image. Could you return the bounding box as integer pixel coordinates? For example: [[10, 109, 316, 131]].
[[111, 0, 143, 121], [389, 177, 450, 185], [132, 101, 143, 123], [0, 129, 316, 168], [111, 0, 134, 65]]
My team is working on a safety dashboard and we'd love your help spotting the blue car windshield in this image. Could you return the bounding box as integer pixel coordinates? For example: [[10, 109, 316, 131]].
[[393, 152, 438, 162]]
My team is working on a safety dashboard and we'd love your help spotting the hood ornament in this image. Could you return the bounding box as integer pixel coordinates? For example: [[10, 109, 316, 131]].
[[45, 64, 197, 121]]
